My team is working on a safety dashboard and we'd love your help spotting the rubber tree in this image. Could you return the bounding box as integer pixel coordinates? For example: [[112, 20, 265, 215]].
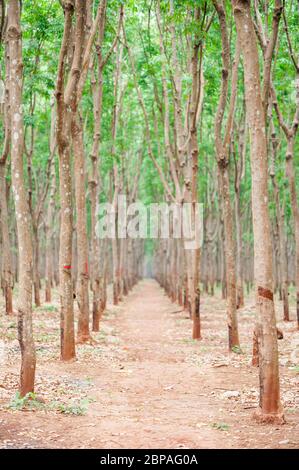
[[232, 0, 284, 423], [7, 0, 36, 395]]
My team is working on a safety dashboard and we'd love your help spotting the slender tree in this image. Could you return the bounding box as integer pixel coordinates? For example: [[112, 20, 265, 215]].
[[0, 29, 13, 315], [55, 0, 78, 361], [7, 0, 36, 395], [213, 0, 240, 349]]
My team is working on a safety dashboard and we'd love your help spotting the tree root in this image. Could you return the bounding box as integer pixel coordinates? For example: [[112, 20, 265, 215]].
[[252, 407, 286, 425]]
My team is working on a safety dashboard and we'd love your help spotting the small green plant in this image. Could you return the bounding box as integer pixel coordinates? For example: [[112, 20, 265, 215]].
[[180, 338, 198, 344], [8, 392, 95, 415], [34, 304, 57, 313], [212, 422, 229, 431], [8, 392, 45, 411], [290, 365, 299, 374], [36, 333, 56, 343], [287, 407, 297, 414], [52, 398, 93, 416], [42, 305, 58, 312], [96, 331, 107, 342], [6, 330, 17, 340], [232, 345, 243, 355], [84, 377, 93, 385]]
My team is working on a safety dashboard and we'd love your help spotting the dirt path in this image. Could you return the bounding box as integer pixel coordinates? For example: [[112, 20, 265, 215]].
[[0, 279, 298, 448]]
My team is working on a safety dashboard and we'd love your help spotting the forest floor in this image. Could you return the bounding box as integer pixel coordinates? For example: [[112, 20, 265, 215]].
[[0, 279, 298, 449]]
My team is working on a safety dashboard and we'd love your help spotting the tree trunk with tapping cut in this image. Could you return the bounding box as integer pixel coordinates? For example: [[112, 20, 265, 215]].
[[232, 0, 283, 423]]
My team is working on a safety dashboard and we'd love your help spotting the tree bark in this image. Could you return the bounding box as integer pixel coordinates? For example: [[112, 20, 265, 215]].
[[89, 4, 107, 331], [7, 0, 36, 395], [213, 0, 240, 349], [72, 111, 90, 342], [45, 101, 56, 303], [0, 38, 13, 315], [269, 118, 289, 321], [55, 0, 77, 361], [285, 134, 299, 327], [183, 8, 202, 340], [234, 115, 246, 309], [232, 0, 283, 423], [0, 162, 13, 314]]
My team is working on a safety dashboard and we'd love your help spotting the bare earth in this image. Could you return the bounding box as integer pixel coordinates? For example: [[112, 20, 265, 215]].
[[0, 279, 298, 449]]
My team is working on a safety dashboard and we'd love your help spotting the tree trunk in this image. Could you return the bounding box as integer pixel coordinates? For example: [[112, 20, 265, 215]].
[[57, 112, 75, 360], [285, 135, 299, 328], [234, 116, 246, 309], [55, 1, 76, 361], [7, 0, 36, 395], [89, 42, 105, 332], [112, 235, 120, 305], [235, 191, 244, 308], [269, 122, 289, 321], [72, 112, 90, 342], [45, 101, 56, 303], [233, 0, 283, 423], [183, 8, 201, 339], [213, 1, 240, 349], [32, 226, 41, 307], [0, 37, 13, 315], [218, 165, 240, 348], [0, 163, 13, 314], [45, 159, 56, 303]]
